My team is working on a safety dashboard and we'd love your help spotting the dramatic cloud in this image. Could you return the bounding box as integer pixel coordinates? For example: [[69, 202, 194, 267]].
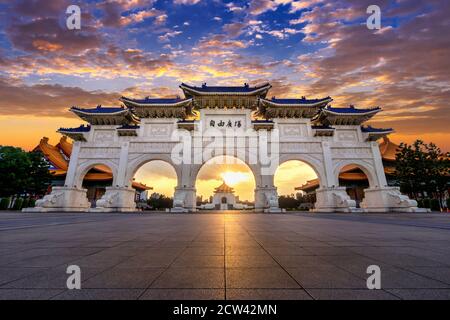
[[7, 18, 102, 54], [0, 78, 119, 117], [0, 0, 448, 151]]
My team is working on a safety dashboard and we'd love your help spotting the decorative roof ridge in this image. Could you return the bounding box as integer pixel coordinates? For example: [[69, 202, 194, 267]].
[[58, 124, 91, 132], [180, 82, 271, 94], [265, 96, 332, 102], [361, 125, 393, 133], [323, 105, 381, 114], [120, 96, 192, 108], [70, 105, 129, 114]]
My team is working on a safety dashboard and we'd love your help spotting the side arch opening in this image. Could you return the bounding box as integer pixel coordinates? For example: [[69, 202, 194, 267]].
[[132, 160, 178, 210], [76, 163, 115, 208], [274, 160, 319, 211], [335, 163, 376, 208]]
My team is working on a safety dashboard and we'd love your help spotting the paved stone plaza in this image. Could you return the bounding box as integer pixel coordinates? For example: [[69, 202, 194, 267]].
[[1, 211, 450, 300]]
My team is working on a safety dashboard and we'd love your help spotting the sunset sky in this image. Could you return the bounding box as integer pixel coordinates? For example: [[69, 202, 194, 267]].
[[0, 0, 449, 199]]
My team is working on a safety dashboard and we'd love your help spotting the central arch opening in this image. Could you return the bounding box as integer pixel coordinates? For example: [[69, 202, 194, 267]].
[[196, 155, 256, 211], [274, 160, 319, 211], [133, 160, 178, 210]]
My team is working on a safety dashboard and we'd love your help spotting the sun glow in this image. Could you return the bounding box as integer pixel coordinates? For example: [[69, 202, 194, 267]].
[[220, 171, 251, 186]]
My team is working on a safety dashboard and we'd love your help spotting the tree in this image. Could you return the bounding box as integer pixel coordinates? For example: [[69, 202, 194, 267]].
[[395, 140, 449, 209], [0, 147, 52, 197], [0, 146, 31, 197], [278, 194, 300, 209], [27, 151, 53, 197], [147, 194, 173, 210]]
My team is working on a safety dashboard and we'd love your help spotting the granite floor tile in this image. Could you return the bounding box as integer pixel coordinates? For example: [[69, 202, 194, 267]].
[[151, 267, 224, 289], [226, 268, 300, 289]]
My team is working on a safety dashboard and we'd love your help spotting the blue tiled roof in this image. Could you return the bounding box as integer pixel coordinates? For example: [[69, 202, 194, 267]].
[[180, 82, 270, 93], [325, 106, 380, 114], [71, 106, 128, 114], [120, 97, 188, 104], [117, 125, 140, 130], [58, 125, 91, 132], [269, 97, 331, 104], [361, 126, 393, 133], [177, 119, 196, 123]]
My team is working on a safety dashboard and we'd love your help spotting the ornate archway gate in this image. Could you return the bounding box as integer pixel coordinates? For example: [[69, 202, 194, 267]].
[[29, 82, 420, 213]]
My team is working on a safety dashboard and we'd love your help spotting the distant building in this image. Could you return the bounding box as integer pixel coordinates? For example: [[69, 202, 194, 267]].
[[199, 181, 253, 210]]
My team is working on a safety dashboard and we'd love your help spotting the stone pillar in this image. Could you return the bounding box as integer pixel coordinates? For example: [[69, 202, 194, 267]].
[[170, 163, 196, 212], [172, 187, 196, 212], [65, 141, 82, 187], [360, 187, 424, 212], [93, 187, 136, 212], [314, 187, 357, 213], [115, 142, 130, 187], [23, 186, 90, 212], [370, 141, 388, 187], [313, 142, 358, 212], [254, 186, 281, 212], [24, 141, 91, 212], [254, 173, 281, 213]]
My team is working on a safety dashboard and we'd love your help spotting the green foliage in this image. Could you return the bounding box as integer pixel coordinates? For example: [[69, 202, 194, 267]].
[[0, 197, 10, 210], [21, 198, 29, 209], [430, 199, 440, 211], [27, 151, 53, 196], [395, 140, 450, 206], [28, 199, 36, 208], [0, 147, 52, 198], [447, 198, 450, 209], [278, 195, 300, 209], [147, 194, 173, 210], [416, 199, 423, 208], [422, 198, 431, 208], [13, 198, 23, 210]]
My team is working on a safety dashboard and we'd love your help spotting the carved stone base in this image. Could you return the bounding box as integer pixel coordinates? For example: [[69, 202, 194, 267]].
[[313, 187, 357, 213], [22, 187, 90, 212], [361, 187, 424, 213], [170, 207, 190, 213], [93, 187, 136, 212], [255, 187, 281, 213], [173, 187, 196, 212]]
